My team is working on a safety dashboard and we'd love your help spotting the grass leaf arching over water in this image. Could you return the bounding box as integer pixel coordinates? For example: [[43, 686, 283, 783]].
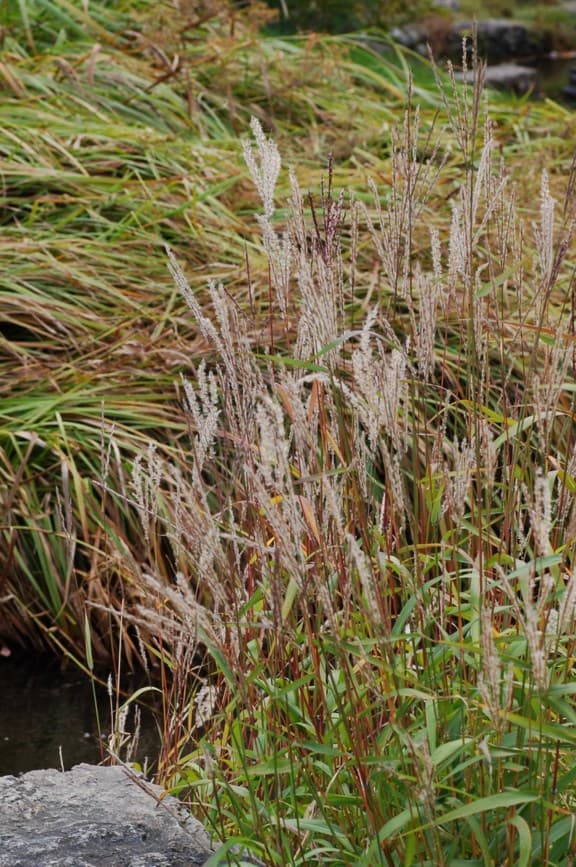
[[2, 1, 576, 864]]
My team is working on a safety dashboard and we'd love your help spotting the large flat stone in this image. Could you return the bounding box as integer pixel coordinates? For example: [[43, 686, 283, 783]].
[[0, 763, 218, 867]]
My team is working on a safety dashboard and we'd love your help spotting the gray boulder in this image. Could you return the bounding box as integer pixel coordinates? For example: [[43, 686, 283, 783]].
[[450, 19, 550, 62], [564, 66, 576, 100], [483, 62, 538, 94], [0, 763, 259, 866], [455, 62, 538, 95], [432, 0, 460, 9], [390, 17, 552, 68], [389, 23, 429, 54]]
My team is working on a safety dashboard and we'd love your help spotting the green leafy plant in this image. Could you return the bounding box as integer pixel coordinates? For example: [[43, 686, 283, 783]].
[[3, 3, 576, 863], [111, 57, 576, 864]]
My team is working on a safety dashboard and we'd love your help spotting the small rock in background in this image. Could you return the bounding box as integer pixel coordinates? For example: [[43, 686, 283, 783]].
[[563, 66, 576, 99], [449, 19, 551, 63], [431, 0, 460, 9], [455, 62, 539, 95]]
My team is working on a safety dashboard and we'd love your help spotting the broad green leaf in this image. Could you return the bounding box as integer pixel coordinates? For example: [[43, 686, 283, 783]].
[[509, 815, 532, 867], [430, 738, 474, 769], [375, 792, 538, 844]]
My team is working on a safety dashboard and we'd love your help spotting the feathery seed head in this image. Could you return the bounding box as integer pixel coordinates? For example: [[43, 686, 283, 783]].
[[243, 116, 281, 219]]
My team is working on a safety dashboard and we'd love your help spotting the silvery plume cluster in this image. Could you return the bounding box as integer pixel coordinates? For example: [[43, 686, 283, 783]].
[[124, 76, 576, 741]]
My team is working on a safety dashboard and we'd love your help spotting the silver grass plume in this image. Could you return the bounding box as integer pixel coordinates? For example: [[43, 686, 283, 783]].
[[478, 604, 503, 732], [534, 170, 555, 284], [242, 116, 281, 220], [288, 169, 344, 365], [181, 361, 220, 471], [131, 443, 161, 544], [442, 437, 475, 524]]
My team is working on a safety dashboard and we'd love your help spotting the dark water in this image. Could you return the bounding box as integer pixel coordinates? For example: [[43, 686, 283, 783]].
[[0, 654, 160, 776], [536, 56, 576, 101]]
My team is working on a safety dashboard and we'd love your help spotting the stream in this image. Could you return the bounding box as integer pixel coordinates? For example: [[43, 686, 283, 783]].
[[537, 55, 576, 99], [0, 654, 159, 776]]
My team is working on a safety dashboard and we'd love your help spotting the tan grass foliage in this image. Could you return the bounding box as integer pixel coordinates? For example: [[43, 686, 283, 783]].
[[3, 3, 576, 861]]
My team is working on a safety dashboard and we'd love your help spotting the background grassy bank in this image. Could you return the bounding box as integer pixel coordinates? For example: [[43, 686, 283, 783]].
[[2, 1, 576, 864], [0, 0, 477, 661], [0, 0, 424, 662]]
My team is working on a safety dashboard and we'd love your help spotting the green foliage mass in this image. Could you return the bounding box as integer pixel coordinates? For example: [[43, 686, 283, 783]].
[[265, 0, 430, 32], [2, 1, 576, 864]]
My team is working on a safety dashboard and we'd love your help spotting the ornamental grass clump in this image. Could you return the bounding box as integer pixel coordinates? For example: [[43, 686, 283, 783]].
[[1, 0, 448, 663], [105, 50, 576, 864]]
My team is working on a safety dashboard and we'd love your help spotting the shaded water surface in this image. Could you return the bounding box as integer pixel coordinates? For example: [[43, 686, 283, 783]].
[[537, 56, 576, 100], [0, 654, 159, 776]]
